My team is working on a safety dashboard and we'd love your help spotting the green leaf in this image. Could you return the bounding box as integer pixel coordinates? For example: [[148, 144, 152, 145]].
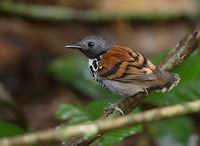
[[0, 120, 25, 138], [145, 53, 199, 146], [96, 125, 143, 146], [56, 104, 90, 125], [56, 98, 143, 145], [175, 53, 200, 83], [145, 53, 200, 106], [56, 96, 120, 125], [147, 117, 195, 146], [81, 97, 120, 120]]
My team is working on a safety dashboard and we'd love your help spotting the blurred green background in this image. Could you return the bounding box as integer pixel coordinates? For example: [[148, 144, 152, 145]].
[[0, 0, 200, 146]]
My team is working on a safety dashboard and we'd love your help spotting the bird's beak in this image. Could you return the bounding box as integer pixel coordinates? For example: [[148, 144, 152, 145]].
[[65, 45, 83, 49]]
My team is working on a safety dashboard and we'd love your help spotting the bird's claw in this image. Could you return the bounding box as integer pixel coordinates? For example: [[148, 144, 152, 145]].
[[143, 88, 148, 96], [104, 103, 124, 116]]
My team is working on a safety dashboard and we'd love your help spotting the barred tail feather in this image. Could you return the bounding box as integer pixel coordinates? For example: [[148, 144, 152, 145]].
[[155, 72, 180, 93]]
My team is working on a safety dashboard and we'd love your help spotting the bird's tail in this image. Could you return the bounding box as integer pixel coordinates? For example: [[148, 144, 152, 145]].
[[155, 71, 180, 93]]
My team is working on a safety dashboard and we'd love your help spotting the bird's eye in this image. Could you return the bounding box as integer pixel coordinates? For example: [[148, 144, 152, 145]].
[[88, 42, 94, 48]]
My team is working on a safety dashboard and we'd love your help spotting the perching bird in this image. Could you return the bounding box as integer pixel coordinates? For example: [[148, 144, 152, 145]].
[[65, 35, 179, 113]]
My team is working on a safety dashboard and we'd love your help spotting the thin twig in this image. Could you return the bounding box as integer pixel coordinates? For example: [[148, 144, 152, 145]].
[[159, 25, 200, 71], [0, 99, 200, 146]]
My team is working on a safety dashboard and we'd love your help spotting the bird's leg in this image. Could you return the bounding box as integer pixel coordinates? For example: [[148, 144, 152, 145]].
[[104, 103, 125, 116], [104, 95, 129, 116], [104, 89, 148, 115]]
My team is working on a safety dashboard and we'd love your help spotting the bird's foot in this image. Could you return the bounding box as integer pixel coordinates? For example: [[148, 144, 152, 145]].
[[143, 88, 148, 96], [104, 103, 124, 116]]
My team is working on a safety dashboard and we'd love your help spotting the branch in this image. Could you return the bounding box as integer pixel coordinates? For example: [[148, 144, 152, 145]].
[[0, 1, 195, 22], [0, 99, 200, 146], [159, 24, 200, 71]]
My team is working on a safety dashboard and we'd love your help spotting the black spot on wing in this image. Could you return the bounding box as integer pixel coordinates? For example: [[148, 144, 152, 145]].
[[127, 64, 143, 69], [128, 52, 135, 58], [143, 56, 147, 66], [113, 79, 133, 83], [128, 51, 139, 62], [134, 56, 139, 61], [101, 61, 123, 77]]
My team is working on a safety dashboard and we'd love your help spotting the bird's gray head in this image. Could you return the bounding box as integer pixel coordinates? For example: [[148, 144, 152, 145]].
[[65, 35, 112, 59]]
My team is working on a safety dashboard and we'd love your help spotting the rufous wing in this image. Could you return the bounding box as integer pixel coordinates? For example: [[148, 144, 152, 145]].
[[97, 45, 157, 81], [97, 45, 179, 91]]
